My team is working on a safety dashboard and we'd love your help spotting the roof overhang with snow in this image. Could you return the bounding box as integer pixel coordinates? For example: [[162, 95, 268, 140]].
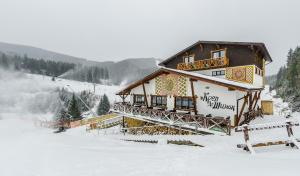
[[116, 67, 263, 95]]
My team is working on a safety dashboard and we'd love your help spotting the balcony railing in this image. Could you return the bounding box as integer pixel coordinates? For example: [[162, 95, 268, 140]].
[[177, 57, 229, 71], [112, 102, 231, 135]]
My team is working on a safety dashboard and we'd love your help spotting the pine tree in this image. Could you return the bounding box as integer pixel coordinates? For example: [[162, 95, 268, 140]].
[[97, 94, 110, 115], [287, 48, 294, 66], [57, 107, 69, 123], [87, 70, 93, 83], [0, 54, 9, 69], [68, 93, 82, 120]]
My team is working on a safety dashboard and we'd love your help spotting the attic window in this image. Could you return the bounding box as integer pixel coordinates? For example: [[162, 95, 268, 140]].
[[183, 55, 194, 64], [212, 49, 226, 59]]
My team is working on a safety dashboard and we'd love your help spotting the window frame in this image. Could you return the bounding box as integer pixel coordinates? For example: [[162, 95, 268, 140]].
[[211, 48, 227, 59], [174, 96, 194, 110], [151, 95, 167, 108], [255, 66, 263, 76], [183, 54, 195, 64], [133, 94, 145, 105], [212, 70, 225, 76]]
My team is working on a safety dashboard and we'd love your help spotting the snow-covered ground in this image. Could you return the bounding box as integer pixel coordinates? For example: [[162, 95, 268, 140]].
[[1, 70, 300, 176], [1, 115, 300, 176]]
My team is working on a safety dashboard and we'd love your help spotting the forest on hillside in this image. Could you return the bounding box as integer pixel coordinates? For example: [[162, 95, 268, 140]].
[[0, 53, 110, 84], [0, 53, 75, 77], [273, 47, 300, 111]]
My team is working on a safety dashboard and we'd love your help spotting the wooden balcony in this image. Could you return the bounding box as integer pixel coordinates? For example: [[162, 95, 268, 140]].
[[112, 102, 231, 135], [177, 57, 229, 71]]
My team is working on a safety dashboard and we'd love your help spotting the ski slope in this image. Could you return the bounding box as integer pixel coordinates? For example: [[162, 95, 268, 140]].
[[0, 69, 122, 120], [1, 70, 300, 176]]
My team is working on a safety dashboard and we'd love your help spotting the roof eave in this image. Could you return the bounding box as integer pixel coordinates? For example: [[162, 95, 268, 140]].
[[116, 68, 263, 95]]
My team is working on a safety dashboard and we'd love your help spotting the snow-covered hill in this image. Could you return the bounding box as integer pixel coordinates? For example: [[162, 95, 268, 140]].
[[0, 69, 122, 120], [1, 68, 300, 176]]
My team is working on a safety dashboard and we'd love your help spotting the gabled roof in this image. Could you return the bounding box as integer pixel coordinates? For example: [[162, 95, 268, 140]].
[[159, 40, 272, 66], [116, 67, 263, 95]]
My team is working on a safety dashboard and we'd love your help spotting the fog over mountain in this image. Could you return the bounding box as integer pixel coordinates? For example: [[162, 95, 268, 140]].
[[0, 41, 162, 85], [0, 41, 90, 64]]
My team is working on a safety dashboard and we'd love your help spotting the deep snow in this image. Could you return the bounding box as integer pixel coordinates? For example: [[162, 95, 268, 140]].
[[1, 115, 300, 176], [1, 70, 300, 176]]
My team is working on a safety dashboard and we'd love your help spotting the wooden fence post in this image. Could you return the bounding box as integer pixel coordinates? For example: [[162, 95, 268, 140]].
[[227, 117, 231, 136], [243, 125, 249, 141], [243, 124, 250, 151], [286, 121, 293, 137]]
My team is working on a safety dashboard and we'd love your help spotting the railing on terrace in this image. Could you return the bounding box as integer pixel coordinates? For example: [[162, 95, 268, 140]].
[[177, 57, 229, 71], [112, 102, 231, 135]]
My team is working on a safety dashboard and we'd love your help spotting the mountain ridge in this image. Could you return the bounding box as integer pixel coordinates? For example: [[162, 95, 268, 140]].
[[0, 41, 162, 85]]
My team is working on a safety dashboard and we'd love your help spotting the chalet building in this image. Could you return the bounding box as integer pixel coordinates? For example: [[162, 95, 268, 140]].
[[114, 41, 272, 133]]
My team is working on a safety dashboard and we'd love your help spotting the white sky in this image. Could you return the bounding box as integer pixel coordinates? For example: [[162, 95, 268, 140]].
[[0, 0, 299, 75]]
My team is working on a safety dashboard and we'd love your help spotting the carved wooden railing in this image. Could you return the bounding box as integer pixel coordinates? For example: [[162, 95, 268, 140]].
[[177, 57, 229, 71], [112, 102, 231, 135]]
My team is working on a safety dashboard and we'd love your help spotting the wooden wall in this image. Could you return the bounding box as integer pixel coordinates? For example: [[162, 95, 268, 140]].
[[163, 44, 264, 70]]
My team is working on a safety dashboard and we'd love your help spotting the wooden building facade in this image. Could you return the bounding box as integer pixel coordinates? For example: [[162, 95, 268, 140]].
[[115, 41, 272, 130]]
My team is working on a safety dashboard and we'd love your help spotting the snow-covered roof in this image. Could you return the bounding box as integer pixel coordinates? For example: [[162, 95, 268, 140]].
[[116, 67, 263, 95]]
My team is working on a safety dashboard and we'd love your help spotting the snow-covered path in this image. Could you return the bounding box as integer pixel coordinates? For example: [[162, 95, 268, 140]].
[[1, 118, 300, 176]]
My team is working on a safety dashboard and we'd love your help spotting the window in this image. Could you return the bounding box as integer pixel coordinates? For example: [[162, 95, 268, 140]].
[[212, 70, 225, 76], [151, 95, 167, 107], [255, 67, 263, 76], [212, 49, 226, 59], [133, 94, 145, 105], [175, 97, 194, 110], [183, 55, 194, 64]]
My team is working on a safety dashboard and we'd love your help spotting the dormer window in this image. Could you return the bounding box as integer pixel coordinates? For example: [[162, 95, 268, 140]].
[[183, 55, 194, 64], [212, 49, 226, 59]]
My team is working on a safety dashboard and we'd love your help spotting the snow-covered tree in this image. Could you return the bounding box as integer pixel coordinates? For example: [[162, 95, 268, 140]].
[[68, 93, 82, 120], [97, 94, 110, 116]]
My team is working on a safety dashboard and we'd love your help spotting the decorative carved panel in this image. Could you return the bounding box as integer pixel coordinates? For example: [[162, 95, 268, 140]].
[[177, 57, 229, 71], [155, 74, 187, 96], [226, 66, 254, 84]]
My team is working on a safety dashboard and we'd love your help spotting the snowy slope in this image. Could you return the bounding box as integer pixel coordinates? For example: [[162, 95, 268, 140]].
[[0, 69, 122, 120], [1, 81, 300, 176]]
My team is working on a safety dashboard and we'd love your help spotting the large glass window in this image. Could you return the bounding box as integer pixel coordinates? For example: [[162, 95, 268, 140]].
[[151, 95, 167, 107], [175, 97, 194, 110], [134, 94, 145, 105]]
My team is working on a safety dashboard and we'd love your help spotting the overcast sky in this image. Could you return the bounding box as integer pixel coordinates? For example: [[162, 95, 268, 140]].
[[0, 0, 299, 75]]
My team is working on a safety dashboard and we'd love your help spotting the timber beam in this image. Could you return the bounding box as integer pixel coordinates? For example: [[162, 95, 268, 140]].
[[190, 79, 198, 115], [142, 83, 149, 108], [236, 93, 249, 126]]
